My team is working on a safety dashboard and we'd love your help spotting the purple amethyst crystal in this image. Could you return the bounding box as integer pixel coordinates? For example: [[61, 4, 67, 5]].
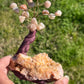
[[15, 30, 36, 56]]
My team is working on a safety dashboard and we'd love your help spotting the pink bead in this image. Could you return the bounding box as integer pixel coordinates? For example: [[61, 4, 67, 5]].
[[20, 4, 27, 10], [55, 10, 62, 16], [44, 1, 51, 8]]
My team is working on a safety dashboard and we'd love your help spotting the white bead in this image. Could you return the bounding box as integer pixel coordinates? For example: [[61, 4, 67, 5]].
[[48, 13, 56, 19], [28, 24, 37, 32], [19, 16, 26, 23], [22, 11, 29, 18], [44, 1, 51, 8], [10, 3, 17, 9], [55, 10, 62, 16], [31, 18, 38, 25], [37, 23, 45, 31], [42, 10, 49, 15]]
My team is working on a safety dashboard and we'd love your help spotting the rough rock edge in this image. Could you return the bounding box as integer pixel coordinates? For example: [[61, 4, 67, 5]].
[[9, 53, 63, 83]]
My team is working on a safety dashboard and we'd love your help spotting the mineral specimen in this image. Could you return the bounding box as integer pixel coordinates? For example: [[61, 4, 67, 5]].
[[9, 53, 63, 83]]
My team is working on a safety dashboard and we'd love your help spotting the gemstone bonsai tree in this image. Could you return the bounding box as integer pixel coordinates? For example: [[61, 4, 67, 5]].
[[9, 0, 63, 84]]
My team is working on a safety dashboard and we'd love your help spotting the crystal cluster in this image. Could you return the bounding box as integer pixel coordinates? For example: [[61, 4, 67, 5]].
[[9, 53, 63, 81]]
